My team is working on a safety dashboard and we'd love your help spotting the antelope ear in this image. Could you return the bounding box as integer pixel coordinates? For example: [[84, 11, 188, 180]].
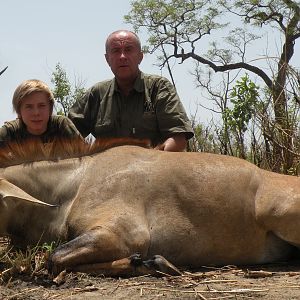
[[0, 178, 57, 207]]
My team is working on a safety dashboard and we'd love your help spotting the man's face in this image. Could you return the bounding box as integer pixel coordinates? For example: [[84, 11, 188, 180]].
[[105, 31, 143, 82]]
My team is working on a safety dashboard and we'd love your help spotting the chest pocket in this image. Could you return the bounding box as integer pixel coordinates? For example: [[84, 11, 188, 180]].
[[135, 82, 160, 142], [94, 86, 118, 137], [140, 111, 157, 131]]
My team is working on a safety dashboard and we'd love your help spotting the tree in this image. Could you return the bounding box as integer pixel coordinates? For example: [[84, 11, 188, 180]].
[[0, 66, 8, 76], [189, 120, 222, 153], [125, 0, 300, 173], [51, 63, 86, 116], [223, 74, 260, 159]]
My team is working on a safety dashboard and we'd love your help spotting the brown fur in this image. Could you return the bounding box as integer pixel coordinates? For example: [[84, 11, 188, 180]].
[[0, 137, 150, 167], [3, 141, 300, 276]]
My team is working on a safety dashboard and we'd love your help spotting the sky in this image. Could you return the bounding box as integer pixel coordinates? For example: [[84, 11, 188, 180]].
[[0, 0, 299, 126], [0, 0, 201, 126]]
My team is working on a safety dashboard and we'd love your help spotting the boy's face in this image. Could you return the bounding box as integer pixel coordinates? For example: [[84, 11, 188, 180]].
[[18, 92, 51, 135]]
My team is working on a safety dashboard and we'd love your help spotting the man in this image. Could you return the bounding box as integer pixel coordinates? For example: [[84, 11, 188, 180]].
[[69, 30, 194, 151]]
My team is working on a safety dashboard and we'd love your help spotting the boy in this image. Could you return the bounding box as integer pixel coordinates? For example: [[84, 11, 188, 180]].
[[0, 79, 83, 146]]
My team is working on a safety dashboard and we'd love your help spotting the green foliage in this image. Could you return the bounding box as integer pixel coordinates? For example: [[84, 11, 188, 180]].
[[219, 74, 261, 159], [224, 74, 260, 134], [125, 0, 226, 52], [232, 0, 295, 28], [190, 122, 220, 152], [126, 0, 300, 172], [51, 63, 86, 116]]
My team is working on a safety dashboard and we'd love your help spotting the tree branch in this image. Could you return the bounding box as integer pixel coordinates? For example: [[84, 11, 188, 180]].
[[174, 52, 273, 88]]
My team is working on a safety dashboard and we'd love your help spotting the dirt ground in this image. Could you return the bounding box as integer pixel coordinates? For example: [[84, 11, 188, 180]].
[[2, 260, 300, 299], [1, 238, 300, 300]]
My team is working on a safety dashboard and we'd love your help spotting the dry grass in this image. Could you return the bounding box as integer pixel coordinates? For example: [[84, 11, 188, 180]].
[[0, 238, 56, 284], [2, 239, 300, 299]]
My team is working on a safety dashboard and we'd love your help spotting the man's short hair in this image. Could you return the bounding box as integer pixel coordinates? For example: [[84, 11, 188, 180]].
[[105, 30, 142, 52]]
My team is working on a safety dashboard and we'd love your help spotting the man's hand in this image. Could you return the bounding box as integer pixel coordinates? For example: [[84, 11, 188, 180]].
[[154, 134, 187, 152]]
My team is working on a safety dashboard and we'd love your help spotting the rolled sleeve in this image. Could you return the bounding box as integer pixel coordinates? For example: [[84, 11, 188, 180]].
[[155, 78, 194, 140]]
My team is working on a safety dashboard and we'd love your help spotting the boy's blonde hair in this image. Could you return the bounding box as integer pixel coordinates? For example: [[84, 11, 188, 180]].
[[12, 79, 54, 114]]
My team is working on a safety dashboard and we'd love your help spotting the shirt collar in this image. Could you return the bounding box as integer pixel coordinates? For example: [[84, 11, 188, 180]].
[[113, 71, 145, 94]]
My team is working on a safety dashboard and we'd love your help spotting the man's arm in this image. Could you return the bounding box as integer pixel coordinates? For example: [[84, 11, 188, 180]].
[[148, 75, 194, 151]]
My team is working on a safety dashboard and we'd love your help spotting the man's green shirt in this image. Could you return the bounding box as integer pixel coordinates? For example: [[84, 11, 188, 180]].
[[69, 72, 194, 146]]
